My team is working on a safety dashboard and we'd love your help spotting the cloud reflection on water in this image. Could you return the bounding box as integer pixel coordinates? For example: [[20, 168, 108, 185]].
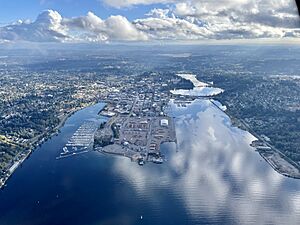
[[113, 99, 300, 224]]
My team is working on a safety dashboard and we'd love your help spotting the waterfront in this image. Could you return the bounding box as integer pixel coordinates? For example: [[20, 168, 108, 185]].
[[0, 106, 86, 189], [171, 72, 300, 178], [0, 100, 300, 225]]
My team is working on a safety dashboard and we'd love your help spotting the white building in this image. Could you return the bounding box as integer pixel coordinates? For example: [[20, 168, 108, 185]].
[[160, 119, 169, 127]]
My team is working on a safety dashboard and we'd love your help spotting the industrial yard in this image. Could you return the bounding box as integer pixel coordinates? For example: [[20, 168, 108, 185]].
[[97, 115, 177, 165]]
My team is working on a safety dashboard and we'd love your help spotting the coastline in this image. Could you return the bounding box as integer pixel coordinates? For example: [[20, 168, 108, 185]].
[[171, 73, 224, 97], [211, 99, 300, 179], [174, 72, 300, 179], [0, 104, 92, 189]]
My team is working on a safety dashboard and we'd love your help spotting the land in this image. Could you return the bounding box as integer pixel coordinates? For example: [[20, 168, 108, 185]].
[[96, 104, 176, 165], [96, 115, 176, 165], [1, 45, 300, 187], [0, 47, 193, 187], [176, 46, 300, 178], [57, 71, 178, 165], [215, 75, 300, 178]]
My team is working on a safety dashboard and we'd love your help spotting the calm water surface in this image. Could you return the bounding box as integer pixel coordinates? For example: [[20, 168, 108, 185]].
[[0, 101, 299, 225]]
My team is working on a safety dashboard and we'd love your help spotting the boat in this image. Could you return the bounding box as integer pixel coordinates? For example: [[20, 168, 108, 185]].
[[62, 146, 69, 153], [138, 159, 144, 166], [152, 157, 163, 164]]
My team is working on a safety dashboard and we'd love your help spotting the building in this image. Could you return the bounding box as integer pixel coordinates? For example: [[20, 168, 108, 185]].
[[160, 119, 169, 127]]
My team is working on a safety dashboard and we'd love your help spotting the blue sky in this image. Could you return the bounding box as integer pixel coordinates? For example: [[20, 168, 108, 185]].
[[0, 0, 164, 24]]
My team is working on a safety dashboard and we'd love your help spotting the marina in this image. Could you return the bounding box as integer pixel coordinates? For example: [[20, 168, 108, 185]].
[[57, 121, 99, 159]]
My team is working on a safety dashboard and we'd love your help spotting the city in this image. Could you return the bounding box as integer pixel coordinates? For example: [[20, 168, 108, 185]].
[[0, 45, 300, 225], [1, 0, 300, 224], [1, 46, 300, 189]]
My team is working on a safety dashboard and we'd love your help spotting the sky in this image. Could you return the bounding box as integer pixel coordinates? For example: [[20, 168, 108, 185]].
[[0, 0, 162, 24], [0, 0, 299, 43]]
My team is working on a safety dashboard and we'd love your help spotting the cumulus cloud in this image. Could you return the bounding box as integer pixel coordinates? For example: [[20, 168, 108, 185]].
[[134, 16, 213, 40], [0, 0, 299, 43], [172, 0, 299, 28], [132, 1, 299, 40], [64, 12, 148, 41], [105, 0, 300, 40], [0, 10, 68, 42], [0, 10, 148, 43]]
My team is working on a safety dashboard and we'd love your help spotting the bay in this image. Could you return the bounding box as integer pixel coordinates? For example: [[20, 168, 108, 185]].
[[0, 101, 299, 225]]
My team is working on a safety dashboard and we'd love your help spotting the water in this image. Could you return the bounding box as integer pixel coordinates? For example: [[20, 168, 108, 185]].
[[170, 73, 224, 97], [0, 101, 300, 225]]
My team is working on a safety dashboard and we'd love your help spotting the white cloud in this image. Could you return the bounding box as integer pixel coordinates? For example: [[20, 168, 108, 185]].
[[0, 10, 148, 43], [0, 0, 299, 43], [134, 16, 213, 40], [172, 0, 299, 29], [64, 12, 148, 41], [0, 10, 68, 42], [104, 0, 300, 39]]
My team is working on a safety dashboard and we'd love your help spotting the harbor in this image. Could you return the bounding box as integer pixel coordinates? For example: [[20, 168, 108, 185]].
[[57, 122, 99, 159]]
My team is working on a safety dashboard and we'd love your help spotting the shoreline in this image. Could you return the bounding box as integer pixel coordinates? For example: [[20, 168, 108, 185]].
[[171, 73, 224, 97], [258, 150, 300, 179], [0, 104, 92, 189], [210, 99, 300, 179], [173, 72, 300, 179]]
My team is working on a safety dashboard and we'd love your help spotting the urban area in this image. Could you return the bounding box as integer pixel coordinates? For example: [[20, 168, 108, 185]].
[[1, 46, 300, 188]]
